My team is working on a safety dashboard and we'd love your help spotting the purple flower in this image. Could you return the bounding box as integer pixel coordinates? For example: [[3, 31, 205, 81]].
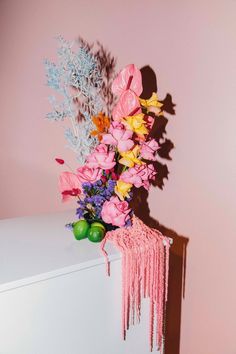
[[82, 182, 92, 191], [76, 207, 85, 219], [125, 218, 132, 227], [65, 223, 74, 230], [75, 177, 120, 220]]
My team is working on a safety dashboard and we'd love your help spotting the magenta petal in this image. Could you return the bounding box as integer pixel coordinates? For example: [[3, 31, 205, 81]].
[[112, 64, 143, 96]]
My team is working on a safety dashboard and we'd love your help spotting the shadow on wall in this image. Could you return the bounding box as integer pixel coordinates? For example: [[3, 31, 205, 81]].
[[133, 66, 189, 354]]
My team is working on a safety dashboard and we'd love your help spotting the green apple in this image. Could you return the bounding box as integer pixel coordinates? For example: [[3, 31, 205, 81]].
[[87, 226, 105, 243], [73, 220, 90, 240]]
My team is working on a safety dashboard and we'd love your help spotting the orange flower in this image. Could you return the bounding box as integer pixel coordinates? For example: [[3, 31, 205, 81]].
[[90, 112, 110, 141]]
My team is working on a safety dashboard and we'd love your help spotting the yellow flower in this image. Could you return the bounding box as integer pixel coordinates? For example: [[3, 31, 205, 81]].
[[119, 145, 143, 168], [123, 113, 148, 136], [139, 92, 163, 115], [115, 180, 132, 200]]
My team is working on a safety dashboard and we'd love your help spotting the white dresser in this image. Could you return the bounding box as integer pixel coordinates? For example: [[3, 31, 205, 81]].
[[0, 210, 159, 354]]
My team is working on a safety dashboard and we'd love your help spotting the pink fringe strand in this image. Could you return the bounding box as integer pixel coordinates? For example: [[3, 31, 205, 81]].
[[100, 216, 171, 352]]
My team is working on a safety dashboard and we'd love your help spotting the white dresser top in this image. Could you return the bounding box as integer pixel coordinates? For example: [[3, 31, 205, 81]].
[[0, 210, 119, 293]]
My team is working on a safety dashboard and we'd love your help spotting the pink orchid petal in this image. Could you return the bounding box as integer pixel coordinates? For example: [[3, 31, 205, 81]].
[[141, 151, 156, 161], [120, 164, 156, 189], [141, 139, 159, 161], [118, 139, 134, 152], [86, 144, 116, 170], [123, 129, 133, 140], [102, 123, 134, 153], [102, 134, 117, 146], [112, 128, 124, 141]]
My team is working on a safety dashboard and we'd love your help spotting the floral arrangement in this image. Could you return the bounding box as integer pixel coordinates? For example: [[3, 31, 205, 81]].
[[45, 37, 162, 239], [45, 37, 172, 352], [57, 63, 162, 239]]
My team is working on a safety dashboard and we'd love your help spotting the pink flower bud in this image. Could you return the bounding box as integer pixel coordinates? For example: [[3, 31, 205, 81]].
[[111, 172, 118, 180], [101, 175, 107, 183], [55, 158, 65, 165]]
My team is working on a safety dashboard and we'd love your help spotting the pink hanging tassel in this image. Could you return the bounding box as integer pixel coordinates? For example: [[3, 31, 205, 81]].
[[100, 216, 171, 352]]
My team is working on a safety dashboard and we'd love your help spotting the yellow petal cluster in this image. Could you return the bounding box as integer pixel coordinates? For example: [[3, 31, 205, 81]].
[[119, 145, 143, 168], [139, 92, 163, 114], [123, 113, 148, 136], [115, 180, 132, 200]]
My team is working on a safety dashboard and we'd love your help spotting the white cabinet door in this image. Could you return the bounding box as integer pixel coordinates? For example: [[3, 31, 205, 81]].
[[0, 259, 158, 354]]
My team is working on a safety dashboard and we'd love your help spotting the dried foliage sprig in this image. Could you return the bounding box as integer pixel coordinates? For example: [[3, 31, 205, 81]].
[[45, 36, 117, 164]]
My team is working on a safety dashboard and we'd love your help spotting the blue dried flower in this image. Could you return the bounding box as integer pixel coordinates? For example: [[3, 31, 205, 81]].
[[45, 36, 104, 163]]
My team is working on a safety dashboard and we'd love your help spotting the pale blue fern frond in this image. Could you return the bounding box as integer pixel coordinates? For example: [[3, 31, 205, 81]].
[[46, 95, 75, 121], [64, 127, 79, 149], [44, 60, 63, 93], [45, 36, 109, 162], [64, 115, 97, 165]]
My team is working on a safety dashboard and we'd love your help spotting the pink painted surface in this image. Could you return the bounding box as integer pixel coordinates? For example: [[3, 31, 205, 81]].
[[0, 1, 235, 353]]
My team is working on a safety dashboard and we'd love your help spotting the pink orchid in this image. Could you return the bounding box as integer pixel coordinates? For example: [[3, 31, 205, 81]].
[[102, 122, 134, 152], [58, 171, 82, 202], [120, 168, 143, 188], [112, 64, 143, 97], [76, 165, 102, 183], [120, 164, 156, 190], [86, 144, 116, 170], [101, 196, 131, 227], [112, 90, 141, 121], [140, 139, 159, 161]]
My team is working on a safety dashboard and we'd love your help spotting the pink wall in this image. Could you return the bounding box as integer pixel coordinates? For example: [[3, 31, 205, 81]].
[[1, 0, 236, 353]]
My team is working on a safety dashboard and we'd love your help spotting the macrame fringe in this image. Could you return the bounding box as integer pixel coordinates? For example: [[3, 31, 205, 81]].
[[100, 216, 171, 352]]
